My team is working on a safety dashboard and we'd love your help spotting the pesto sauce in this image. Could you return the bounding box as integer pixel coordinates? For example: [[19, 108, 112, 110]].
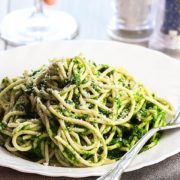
[[98, 64, 109, 73], [64, 147, 79, 164], [72, 73, 81, 86], [0, 122, 6, 131]]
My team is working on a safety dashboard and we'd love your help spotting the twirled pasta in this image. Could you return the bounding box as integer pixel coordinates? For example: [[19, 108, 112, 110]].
[[0, 55, 175, 167]]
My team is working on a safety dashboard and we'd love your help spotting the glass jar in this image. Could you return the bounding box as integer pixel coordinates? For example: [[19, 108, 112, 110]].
[[108, 0, 157, 43]]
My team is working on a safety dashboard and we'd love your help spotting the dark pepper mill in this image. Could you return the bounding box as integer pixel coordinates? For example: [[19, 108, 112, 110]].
[[150, 0, 180, 56]]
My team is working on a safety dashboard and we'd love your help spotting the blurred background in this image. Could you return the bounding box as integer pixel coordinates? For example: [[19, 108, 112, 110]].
[[0, 0, 179, 59], [0, 0, 111, 49]]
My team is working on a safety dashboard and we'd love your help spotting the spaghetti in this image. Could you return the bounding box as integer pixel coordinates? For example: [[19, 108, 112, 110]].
[[0, 55, 175, 167]]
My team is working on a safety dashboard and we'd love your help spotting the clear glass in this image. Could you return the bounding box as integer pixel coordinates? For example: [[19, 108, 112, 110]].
[[0, 0, 78, 46], [149, 0, 180, 54], [108, 0, 157, 43]]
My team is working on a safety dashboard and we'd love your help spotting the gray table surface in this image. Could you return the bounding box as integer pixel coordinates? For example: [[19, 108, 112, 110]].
[[0, 0, 180, 180]]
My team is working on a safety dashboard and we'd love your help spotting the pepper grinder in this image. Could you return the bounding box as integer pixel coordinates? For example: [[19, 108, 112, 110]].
[[149, 0, 180, 57]]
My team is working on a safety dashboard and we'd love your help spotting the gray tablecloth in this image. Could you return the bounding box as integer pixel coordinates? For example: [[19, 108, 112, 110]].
[[0, 152, 180, 180]]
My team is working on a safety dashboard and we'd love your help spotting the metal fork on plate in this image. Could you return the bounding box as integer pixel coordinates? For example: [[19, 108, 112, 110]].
[[97, 109, 180, 180]]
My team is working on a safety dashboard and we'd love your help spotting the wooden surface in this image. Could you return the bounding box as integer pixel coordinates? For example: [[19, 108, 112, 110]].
[[0, 0, 180, 180]]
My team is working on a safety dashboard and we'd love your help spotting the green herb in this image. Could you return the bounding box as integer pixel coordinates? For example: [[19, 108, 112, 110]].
[[72, 73, 81, 86], [91, 61, 97, 67], [136, 109, 148, 121], [66, 100, 76, 108], [132, 126, 147, 139], [31, 65, 46, 77], [92, 82, 101, 92], [75, 114, 88, 120], [99, 107, 111, 116], [98, 64, 109, 73], [83, 153, 93, 160], [72, 91, 80, 108], [61, 108, 72, 117], [32, 135, 47, 158], [39, 81, 48, 90], [15, 95, 33, 116], [32, 69, 40, 76], [1, 77, 10, 84], [0, 77, 11, 91], [64, 147, 78, 163], [108, 148, 124, 160], [108, 137, 122, 147], [134, 91, 143, 102], [25, 83, 34, 95], [107, 69, 115, 76], [0, 122, 6, 131], [49, 116, 59, 134], [118, 108, 129, 119], [115, 97, 121, 108]]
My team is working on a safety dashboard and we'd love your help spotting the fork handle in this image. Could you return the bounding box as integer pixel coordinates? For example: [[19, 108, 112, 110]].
[[97, 128, 159, 180]]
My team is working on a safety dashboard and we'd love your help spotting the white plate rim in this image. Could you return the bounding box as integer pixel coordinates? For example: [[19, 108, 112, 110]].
[[0, 40, 180, 177]]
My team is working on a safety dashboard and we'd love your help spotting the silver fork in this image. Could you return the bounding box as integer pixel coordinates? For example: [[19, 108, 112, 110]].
[[97, 109, 180, 180]]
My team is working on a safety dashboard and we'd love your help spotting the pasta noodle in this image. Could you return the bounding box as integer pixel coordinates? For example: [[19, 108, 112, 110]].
[[0, 55, 175, 167]]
